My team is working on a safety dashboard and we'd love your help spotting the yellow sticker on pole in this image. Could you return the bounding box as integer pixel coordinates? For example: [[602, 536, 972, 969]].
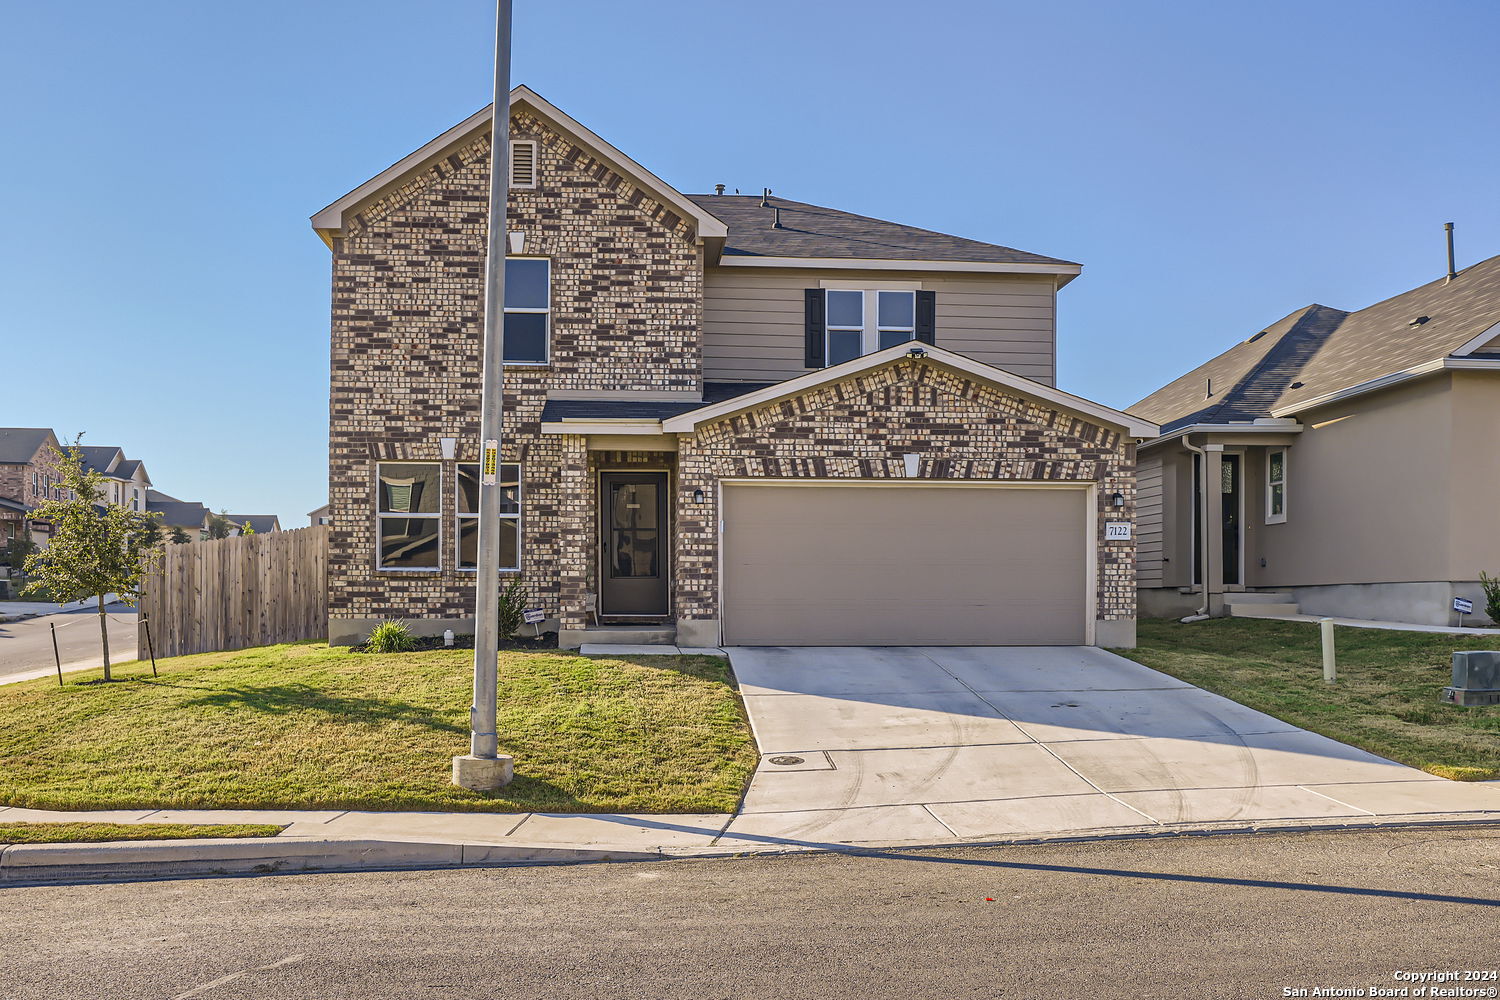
[[482, 439, 499, 486]]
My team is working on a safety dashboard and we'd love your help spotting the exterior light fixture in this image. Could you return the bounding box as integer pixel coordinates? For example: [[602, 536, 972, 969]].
[[906, 346, 928, 359], [692, 488, 705, 503], [1111, 492, 1126, 508]]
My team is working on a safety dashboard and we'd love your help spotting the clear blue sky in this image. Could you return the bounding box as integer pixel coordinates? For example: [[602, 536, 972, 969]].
[[3, 1, 1496, 523]]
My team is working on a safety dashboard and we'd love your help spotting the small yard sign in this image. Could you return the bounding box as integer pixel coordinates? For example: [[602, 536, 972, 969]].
[[1454, 597, 1474, 615], [522, 607, 546, 625], [1104, 521, 1133, 541]]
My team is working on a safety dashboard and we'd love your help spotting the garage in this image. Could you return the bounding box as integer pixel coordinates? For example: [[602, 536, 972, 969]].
[[720, 483, 1092, 646]]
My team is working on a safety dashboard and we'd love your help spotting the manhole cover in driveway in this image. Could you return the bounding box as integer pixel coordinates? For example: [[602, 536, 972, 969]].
[[759, 751, 836, 772]]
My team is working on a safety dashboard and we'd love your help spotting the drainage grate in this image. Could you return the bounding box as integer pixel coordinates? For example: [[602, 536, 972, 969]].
[[768, 755, 806, 766]]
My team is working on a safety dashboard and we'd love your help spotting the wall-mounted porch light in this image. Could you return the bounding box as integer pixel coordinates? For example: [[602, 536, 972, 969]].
[[692, 488, 705, 504], [1111, 492, 1126, 508]]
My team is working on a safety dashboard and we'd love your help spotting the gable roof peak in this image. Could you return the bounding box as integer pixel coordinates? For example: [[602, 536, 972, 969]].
[[310, 85, 727, 249]]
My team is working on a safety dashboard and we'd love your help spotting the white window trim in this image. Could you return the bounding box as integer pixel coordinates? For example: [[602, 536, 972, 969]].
[[824, 287, 917, 361], [509, 139, 537, 189], [376, 462, 443, 572], [455, 462, 522, 573], [1265, 448, 1288, 525], [504, 257, 551, 366]]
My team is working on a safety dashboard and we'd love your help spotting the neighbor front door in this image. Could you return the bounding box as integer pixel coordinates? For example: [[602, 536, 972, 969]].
[[599, 472, 669, 618]]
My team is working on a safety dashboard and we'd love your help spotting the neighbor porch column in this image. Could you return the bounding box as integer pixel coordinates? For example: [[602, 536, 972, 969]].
[[1202, 443, 1226, 616]]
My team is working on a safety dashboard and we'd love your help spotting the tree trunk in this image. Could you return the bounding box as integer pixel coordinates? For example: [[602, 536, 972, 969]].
[[98, 597, 111, 682]]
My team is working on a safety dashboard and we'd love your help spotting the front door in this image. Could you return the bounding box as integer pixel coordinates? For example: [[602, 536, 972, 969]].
[[1193, 453, 1242, 586], [599, 472, 669, 618]]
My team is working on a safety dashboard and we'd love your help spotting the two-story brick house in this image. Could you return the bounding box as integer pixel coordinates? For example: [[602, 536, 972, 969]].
[[0, 427, 63, 551], [313, 87, 1156, 650]]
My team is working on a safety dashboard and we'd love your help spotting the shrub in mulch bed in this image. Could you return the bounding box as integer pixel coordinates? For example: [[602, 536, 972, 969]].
[[353, 632, 558, 653]]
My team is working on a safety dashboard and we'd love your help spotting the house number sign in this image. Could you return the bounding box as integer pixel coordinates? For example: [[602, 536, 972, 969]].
[[1104, 522, 1132, 541]]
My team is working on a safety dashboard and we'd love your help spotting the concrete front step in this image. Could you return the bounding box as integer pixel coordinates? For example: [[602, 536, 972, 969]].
[[1229, 604, 1302, 618], [578, 626, 676, 645]]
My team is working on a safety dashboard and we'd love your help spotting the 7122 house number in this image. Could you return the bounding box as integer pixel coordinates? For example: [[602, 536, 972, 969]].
[[1104, 522, 1132, 541]]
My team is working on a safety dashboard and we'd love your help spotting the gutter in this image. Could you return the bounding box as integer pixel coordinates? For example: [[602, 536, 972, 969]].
[[1140, 419, 1302, 450], [1269, 357, 1500, 418]]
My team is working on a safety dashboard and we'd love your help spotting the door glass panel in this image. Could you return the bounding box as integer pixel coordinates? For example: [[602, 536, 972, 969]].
[[610, 483, 659, 578]]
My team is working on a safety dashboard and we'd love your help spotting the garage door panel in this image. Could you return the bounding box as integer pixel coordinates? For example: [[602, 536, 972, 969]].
[[723, 485, 1089, 646]]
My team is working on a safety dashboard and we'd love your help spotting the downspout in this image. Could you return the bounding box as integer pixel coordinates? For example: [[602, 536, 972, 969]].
[[1181, 436, 1211, 620]]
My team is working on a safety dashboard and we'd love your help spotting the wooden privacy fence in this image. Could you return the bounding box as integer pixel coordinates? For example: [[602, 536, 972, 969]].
[[139, 525, 328, 658]]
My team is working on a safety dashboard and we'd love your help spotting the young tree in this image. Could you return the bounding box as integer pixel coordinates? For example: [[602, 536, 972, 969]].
[[206, 510, 232, 540], [169, 525, 191, 545], [240, 521, 256, 535], [22, 443, 162, 681]]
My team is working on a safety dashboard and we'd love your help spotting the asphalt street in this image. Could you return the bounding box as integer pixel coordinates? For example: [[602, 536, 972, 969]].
[[0, 603, 139, 682], [2, 828, 1498, 999]]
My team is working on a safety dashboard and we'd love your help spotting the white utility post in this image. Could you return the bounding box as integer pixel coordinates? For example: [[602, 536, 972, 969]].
[[453, 0, 515, 791], [1320, 617, 1337, 685]]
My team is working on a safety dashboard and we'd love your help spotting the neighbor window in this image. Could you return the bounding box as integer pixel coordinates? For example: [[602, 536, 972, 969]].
[[1266, 449, 1287, 524], [503, 258, 550, 364], [823, 289, 918, 363], [377, 463, 442, 570], [456, 463, 521, 571]]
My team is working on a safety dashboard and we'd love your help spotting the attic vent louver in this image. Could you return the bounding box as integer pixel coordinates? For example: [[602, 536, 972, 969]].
[[510, 140, 537, 189]]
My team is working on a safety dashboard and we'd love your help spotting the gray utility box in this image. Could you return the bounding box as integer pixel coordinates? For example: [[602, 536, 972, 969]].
[[1442, 650, 1500, 706]]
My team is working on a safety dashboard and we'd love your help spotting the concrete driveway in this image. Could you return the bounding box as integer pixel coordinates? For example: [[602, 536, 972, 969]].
[[723, 646, 1500, 847]]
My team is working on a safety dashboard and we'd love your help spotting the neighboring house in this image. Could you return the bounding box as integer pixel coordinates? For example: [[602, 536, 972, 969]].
[[0, 427, 64, 549], [1130, 252, 1500, 626], [78, 445, 153, 512], [312, 86, 1156, 649], [146, 490, 212, 541], [226, 514, 281, 535], [308, 503, 332, 527]]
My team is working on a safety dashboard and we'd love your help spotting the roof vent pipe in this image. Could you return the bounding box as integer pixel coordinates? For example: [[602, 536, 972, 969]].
[[714, 183, 725, 195], [760, 187, 771, 208], [1445, 222, 1457, 281], [772, 206, 783, 229]]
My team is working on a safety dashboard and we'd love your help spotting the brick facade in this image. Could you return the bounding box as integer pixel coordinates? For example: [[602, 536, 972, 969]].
[[673, 361, 1136, 629], [327, 110, 701, 630]]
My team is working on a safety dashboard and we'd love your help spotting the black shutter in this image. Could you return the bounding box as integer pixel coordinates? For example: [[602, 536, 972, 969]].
[[804, 288, 826, 368], [915, 290, 936, 345]]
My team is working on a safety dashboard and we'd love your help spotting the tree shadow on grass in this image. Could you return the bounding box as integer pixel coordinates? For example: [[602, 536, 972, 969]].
[[178, 682, 468, 735]]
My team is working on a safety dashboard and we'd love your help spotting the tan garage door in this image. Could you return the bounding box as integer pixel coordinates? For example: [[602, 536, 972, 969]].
[[722, 484, 1090, 646]]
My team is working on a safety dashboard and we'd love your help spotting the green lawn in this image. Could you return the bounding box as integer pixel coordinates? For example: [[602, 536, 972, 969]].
[[1120, 618, 1500, 780], [0, 642, 757, 814], [0, 822, 285, 844]]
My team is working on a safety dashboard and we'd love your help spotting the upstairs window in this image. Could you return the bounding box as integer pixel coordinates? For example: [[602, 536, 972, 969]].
[[504, 258, 550, 364], [805, 288, 935, 368], [1266, 449, 1288, 524], [456, 463, 521, 571], [509, 140, 537, 189], [377, 463, 441, 570]]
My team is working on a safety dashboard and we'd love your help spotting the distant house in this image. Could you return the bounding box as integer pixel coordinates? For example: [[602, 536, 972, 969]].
[[308, 504, 331, 527], [77, 445, 153, 513], [226, 515, 281, 535], [0, 427, 63, 549], [146, 490, 212, 542], [1130, 253, 1500, 626]]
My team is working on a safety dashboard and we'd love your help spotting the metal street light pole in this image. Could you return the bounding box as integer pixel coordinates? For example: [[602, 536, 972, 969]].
[[453, 0, 515, 791]]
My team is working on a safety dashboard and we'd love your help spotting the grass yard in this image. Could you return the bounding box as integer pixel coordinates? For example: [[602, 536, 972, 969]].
[[1122, 618, 1500, 780], [0, 642, 757, 814], [0, 823, 284, 844]]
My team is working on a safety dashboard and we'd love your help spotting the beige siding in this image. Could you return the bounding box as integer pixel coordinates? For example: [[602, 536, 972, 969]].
[[1136, 452, 1165, 587], [1259, 377, 1454, 586], [702, 267, 1056, 384], [1447, 371, 1500, 579]]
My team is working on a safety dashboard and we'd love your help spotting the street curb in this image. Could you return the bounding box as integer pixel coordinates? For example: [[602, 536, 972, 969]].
[[0, 837, 664, 884], [3, 813, 1499, 884]]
